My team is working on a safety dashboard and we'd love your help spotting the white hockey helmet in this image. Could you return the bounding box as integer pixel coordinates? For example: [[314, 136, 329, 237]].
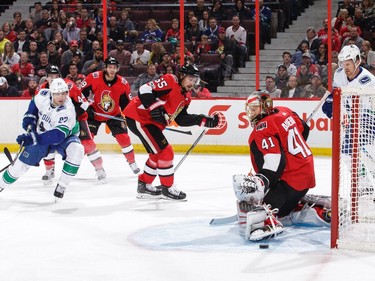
[[245, 90, 273, 126], [338, 44, 361, 66], [50, 78, 68, 95]]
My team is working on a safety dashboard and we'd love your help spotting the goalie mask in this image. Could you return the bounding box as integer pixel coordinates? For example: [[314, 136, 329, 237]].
[[245, 90, 273, 127]]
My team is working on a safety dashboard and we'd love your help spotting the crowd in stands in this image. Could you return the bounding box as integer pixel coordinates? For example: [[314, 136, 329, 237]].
[[0, 0, 373, 98]]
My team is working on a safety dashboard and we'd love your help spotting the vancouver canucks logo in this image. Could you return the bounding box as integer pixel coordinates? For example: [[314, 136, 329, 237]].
[[99, 90, 115, 112]]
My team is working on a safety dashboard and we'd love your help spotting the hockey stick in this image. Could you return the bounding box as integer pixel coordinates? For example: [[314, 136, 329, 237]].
[[93, 112, 193, 135], [306, 90, 331, 123], [209, 215, 238, 225], [4, 147, 13, 164]]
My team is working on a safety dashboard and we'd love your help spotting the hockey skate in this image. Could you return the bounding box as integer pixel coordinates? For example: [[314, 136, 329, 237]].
[[42, 168, 55, 185], [96, 168, 107, 183], [161, 185, 187, 201], [136, 180, 162, 199], [54, 184, 66, 199], [129, 162, 140, 174]]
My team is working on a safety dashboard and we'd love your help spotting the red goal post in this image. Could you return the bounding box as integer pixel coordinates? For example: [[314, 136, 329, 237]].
[[331, 87, 375, 251]]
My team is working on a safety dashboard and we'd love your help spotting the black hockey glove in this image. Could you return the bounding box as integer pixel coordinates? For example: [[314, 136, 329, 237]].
[[87, 106, 95, 119], [201, 114, 219, 128], [150, 105, 167, 125], [22, 113, 37, 131]]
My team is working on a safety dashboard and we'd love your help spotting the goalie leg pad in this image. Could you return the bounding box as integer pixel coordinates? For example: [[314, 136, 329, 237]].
[[291, 204, 331, 227]]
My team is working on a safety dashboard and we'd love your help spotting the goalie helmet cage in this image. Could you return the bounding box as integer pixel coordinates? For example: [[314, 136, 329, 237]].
[[331, 87, 375, 251]]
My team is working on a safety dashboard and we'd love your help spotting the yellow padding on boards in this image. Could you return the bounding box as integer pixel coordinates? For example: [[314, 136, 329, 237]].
[[0, 144, 332, 156]]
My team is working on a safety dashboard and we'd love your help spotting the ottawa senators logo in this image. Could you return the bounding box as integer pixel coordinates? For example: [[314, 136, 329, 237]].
[[98, 90, 115, 112]]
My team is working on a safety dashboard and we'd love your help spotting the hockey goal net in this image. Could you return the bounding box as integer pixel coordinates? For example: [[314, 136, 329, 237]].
[[331, 87, 375, 251]]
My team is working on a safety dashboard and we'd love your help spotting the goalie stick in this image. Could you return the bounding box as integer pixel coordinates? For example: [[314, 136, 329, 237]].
[[209, 215, 238, 225], [93, 112, 193, 135]]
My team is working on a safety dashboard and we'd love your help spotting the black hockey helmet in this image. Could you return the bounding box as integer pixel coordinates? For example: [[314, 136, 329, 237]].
[[179, 63, 200, 77], [46, 64, 61, 75], [104, 56, 119, 68]]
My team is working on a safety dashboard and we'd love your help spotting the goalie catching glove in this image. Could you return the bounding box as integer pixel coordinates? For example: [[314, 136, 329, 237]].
[[200, 114, 219, 128], [232, 174, 269, 204]]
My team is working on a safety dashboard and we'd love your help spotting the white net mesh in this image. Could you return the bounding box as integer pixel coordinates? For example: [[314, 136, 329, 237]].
[[337, 87, 375, 251]]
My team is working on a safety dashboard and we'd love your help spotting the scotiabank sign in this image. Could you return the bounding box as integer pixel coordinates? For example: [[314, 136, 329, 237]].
[[0, 99, 332, 148]]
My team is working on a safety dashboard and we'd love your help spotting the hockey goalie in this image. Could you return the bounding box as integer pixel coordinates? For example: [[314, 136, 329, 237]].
[[233, 91, 331, 242]]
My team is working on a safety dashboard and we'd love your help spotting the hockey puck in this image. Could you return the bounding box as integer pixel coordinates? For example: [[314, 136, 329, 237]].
[[259, 244, 269, 249]]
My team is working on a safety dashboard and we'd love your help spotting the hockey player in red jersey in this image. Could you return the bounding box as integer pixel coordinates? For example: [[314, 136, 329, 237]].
[[23, 65, 90, 185], [232, 91, 330, 241], [79, 56, 139, 182], [124, 63, 219, 200]]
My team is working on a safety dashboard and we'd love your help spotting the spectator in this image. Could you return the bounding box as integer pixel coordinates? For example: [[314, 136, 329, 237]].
[[47, 41, 62, 67], [165, 64, 177, 75], [342, 26, 364, 49], [13, 30, 29, 55], [291, 40, 316, 67], [214, 26, 237, 80], [21, 77, 39, 97], [61, 40, 83, 67], [60, 51, 83, 77], [281, 51, 297, 76], [171, 43, 195, 65], [316, 43, 329, 67], [225, 15, 247, 68], [118, 10, 135, 32], [361, 0, 375, 18], [0, 64, 19, 88], [108, 40, 131, 66], [317, 19, 341, 52], [36, 9, 51, 31], [165, 19, 180, 47], [186, 16, 201, 51], [44, 17, 63, 42], [361, 40, 375, 67], [77, 29, 91, 56], [184, 10, 195, 30], [108, 16, 125, 43], [198, 10, 210, 32], [76, 8, 91, 30], [333, 8, 349, 32], [141, 19, 163, 43], [300, 74, 327, 98], [296, 63, 312, 88], [305, 27, 321, 56], [53, 31, 69, 55], [83, 40, 101, 65], [2, 22, 17, 42], [81, 48, 104, 75], [29, 29, 47, 53], [232, 0, 251, 22], [296, 52, 320, 77], [130, 40, 151, 66], [204, 17, 220, 42], [249, 0, 272, 44], [130, 64, 159, 94], [2, 42, 20, 67], [339, 15, 362, 43], [94, 7, 106, 31], [275, 64, 289, 90], [353, 8, 367, 32], [0, 77, 20, 97], [34, 52, 50, 78], [0, 30, 11, 56], [63, 17, 81, 42], [24, 18, 35, 39], [195, 34, 211, 57], [280, 75, 303, 98], [87, 19, 99, 42], [48, 0, 61, 19], [30, 1, 43, 23], [187, 81, 212, 98], [331, 51, 339, 64], [193, 0, 209, 21], [65, 61, 85, 82], [210, 0, 227, 22], [156, 52, 178, 75], [12, 12, 26, 33], [148, 42, 166, 66], [265, 76, 281, 98], [336, 0, 355, 17], [27, 40, 39, 66]]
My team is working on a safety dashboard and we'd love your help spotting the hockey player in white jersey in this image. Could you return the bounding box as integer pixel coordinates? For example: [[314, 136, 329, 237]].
[[322, 44, 375, 118], [0, 78, 84, 199]]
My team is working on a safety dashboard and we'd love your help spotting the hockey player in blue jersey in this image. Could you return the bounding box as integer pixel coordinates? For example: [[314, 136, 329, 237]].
[[0, 78, 84, 199]]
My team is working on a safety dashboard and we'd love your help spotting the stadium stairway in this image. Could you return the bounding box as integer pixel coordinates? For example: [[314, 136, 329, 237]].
[[214, 0, 339, 98]]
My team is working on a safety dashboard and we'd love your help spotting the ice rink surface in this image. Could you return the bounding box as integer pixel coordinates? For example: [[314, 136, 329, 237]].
[[0, 153, 374, 281]]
